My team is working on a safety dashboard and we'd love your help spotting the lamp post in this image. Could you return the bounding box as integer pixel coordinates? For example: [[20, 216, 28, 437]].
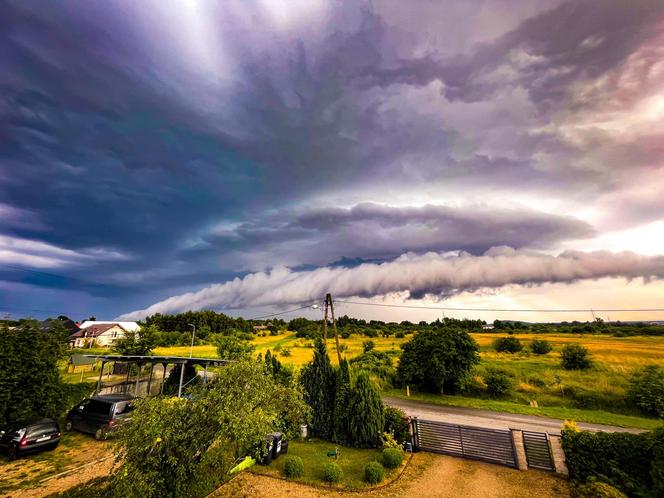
[[188, 323, 196, 358]]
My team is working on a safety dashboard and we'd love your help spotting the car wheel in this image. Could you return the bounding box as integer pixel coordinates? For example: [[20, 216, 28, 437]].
[[64, 421, 73, 432], [7, 445, 17, 461], [94, 428, 107, 441]]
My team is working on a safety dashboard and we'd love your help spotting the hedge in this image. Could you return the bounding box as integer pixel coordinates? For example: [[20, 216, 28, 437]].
[[561, 423, 664, 497]]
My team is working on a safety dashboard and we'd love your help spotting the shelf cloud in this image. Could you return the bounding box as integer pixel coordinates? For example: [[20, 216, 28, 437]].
[[118, 248, 664, 319]]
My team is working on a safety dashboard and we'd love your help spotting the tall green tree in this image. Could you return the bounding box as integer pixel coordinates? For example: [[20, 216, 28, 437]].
[[0, 320, 68, 427], [300, 336, 336, 440], [215, 335, 254, 361], [112, 361, 308, 497], [397, 328, 480, 394], [113, 324, 157, 355], [347, 371, 384, 448], [333, 358, 351, 443]]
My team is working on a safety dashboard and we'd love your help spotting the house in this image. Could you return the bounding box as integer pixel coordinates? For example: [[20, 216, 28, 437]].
[[482, 324, 494, 330], [78, 320, 140, 332], [69, 323, 129, 348]]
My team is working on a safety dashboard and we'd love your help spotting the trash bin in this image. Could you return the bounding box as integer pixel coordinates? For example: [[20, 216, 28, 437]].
[[280, 440, 289, 455], [300, 424, 308, 439], [270, 432, 283, 460], [259, 435, 274, 465]]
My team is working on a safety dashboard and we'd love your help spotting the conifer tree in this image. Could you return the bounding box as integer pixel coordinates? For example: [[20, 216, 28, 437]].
[[300, 336, 336, 440], [333, 358, 351, 443], [347, 371, 384, 448]]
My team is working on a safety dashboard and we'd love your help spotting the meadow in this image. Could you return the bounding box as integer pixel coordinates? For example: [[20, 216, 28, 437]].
[[76, 330, 664, 429]]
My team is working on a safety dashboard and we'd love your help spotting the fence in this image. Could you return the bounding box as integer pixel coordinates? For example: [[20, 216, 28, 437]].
[[522, 431, 555, 471], [410, 417, 518, 468]]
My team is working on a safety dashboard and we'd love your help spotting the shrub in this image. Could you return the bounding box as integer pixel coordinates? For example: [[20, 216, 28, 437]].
[[363, 340, 375, 353], [341, 331, 351, 339], [561, 423, 664, 497], [284, 456, 304, 478], [493, 336, 523, 353], [280, 348, 292, 357], [382, 448, 404, 469], [530, 339, 552, 355], [395, 331, 405, 339], [324, 462, 343, 483], [364, 461, 384, 484], [300, 337, 337, 440], [561, 344, 592, 370], [484, 368, 513, 397], [383, 406, 409, 444], [574, 482, 627, 498], [628, 365, 664, 418]]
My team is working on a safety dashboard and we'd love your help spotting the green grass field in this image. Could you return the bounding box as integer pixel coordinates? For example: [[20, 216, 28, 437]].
[[250, 439, 403, 489]]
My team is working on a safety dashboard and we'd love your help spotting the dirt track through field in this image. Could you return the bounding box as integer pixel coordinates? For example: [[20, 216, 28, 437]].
[[214, 453, 571, 498]]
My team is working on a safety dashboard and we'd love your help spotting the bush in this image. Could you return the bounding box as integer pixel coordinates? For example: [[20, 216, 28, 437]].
[[484, 368, 513, 397], [530, 339, 552, 355], [364, 461, 384, 484], [493, 336, 523, 353], [382, 448, 404, 469], [574, 481, 627, 498], [395, 331, 405, 339], [324, 461, 343, 483], [628, 365, 664, 418], [363, 340, 375, 353], [383, 406, 409, 444], [561, 423, 664, 497], [284, 456, 304, 478], [341, 331, 351, 339], [347, 372, 384, 448], [561, 344, 592, 370]]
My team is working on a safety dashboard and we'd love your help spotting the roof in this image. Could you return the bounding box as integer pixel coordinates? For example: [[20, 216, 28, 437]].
[[40, 318, 80, 334], [92, 394, 134, 402], [69, 355, 97, 366], [79, 321, 140, 332], [70, 323, 126, 338], [85, 354, 230, 367]]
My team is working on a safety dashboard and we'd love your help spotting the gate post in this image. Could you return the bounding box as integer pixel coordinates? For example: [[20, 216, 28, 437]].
[[510, 429, 528, 470], [548, 434, 569, 476], [411, 416, 420, 451]]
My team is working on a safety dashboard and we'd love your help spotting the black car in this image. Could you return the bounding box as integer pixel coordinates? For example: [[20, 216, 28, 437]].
[[0, 418, 60, 460], [65, 394, 134, 440]]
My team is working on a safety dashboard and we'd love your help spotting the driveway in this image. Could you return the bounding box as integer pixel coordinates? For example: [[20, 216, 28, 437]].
[[383, 396, 645, 434]]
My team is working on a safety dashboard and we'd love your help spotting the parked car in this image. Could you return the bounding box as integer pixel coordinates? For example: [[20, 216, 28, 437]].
[[65, 394, 134, 440], [0, 418, 60, 460]]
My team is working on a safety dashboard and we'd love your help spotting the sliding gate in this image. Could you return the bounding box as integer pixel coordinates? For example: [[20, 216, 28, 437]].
[[411, 418, 517, 468]]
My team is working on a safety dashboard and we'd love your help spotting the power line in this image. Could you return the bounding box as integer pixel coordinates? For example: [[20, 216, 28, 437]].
[[334, 299, 664, 313], [247, 303, 319, 321]]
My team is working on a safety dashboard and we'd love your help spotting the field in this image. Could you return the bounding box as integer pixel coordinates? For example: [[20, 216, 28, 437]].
[[152, 331, 664, 428]]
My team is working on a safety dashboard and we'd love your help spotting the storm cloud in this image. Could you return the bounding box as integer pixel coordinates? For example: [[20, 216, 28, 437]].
[[119, 248, 664, 319]]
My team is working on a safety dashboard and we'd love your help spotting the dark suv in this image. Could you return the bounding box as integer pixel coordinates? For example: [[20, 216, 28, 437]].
[[0, 418, 60, 460], [65, 394, 134, 440]]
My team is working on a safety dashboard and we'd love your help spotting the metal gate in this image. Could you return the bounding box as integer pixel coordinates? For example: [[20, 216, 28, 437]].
[[411, 418, 517, 468], [522, 431, 554, 471]]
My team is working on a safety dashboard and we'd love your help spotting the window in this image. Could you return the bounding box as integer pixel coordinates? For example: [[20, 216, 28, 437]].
[[114, 402, 133, 415], [85, 400, 112, 415]]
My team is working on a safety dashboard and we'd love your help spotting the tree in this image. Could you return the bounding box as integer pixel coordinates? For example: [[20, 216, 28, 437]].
[[215, 335, 254, 361], [0, 320, 68, 427], [397, 328, 480, 394], [347, 371, 384, 448], [300, 337, 336, 440], [113, 325, 157, 356], [333, 358, 351, 443], [560, 343, 592, 370], [628, 365, 664, 418], [112, 361, 308, 497], [162, 364, 200, 395]]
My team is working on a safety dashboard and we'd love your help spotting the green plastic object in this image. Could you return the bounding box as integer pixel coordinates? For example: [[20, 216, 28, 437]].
[[229, 456, 256, 474]]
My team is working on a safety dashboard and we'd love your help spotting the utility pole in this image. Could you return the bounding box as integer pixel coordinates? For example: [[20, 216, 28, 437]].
[[324, 293, 342, 364]]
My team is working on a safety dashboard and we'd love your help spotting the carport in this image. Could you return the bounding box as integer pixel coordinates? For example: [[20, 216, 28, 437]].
[[84, 355, 230, 398]]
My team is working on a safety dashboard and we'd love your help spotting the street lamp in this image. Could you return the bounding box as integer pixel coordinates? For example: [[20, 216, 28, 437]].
[[188, 323, 196, 358]]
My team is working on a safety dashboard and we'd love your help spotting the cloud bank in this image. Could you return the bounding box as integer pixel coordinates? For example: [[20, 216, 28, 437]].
[[118, 248, 664, 320]]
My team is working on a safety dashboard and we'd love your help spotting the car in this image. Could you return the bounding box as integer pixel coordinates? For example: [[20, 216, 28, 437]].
[[65, 394, 134, 440], [0, 418, 61, 460]]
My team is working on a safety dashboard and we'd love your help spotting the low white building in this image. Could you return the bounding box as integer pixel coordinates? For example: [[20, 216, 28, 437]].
[[78, 320, 140, 332], [69, 322, 135, 348]]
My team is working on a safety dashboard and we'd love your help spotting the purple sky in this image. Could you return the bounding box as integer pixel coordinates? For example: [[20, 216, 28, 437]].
[[1, 0, 664, 323]]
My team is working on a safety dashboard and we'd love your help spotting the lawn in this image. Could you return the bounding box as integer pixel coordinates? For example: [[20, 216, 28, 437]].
[[250, 439, 405, 490]]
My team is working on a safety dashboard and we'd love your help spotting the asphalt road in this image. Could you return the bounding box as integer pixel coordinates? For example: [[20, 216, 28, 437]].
[[383, 396, 645, 435]]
